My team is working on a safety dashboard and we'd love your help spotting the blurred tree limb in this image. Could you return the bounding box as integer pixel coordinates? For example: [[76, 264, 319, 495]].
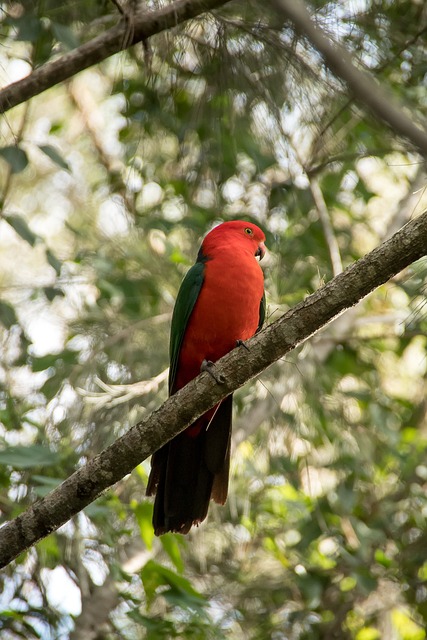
[[0, 0, 231, 114], [273, 0, 427, 157], [0, 210, 426, 569]]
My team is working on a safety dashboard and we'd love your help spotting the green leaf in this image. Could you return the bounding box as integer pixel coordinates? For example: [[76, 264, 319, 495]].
[[46, 249, 62, 275], [51, 22, 80, 50], [38, 145, 70, 171], [355, 569, 377, 594], [30, 353, 59, 372], [141, 560, 205, 609], [296, 575, 323, 608], [374, 549, 393, 568], [0, 444, 60, 469], [355, 628, 381, 640], [160, 533, 184, 573], [6, 214, 38, 246], [43, 287, 65, 301], [84, 502, 111, 518], [31, 349, 77, 372], [127, 609, 176, 636], [37, 534, 61, 568], [32, 475, 62, 497], [391, 609, 425, 640], [49, 122, 64, 135], [32, 475, 62, 487], [0, 300, 18, 329], [0, 146, 28, 173], [9, 14, 42, 42], [133, 501, 155, 550], [0, 397, 21, 431]]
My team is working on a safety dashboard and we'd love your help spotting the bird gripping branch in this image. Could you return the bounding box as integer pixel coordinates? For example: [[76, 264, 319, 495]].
[[146, 220, 266, 535]]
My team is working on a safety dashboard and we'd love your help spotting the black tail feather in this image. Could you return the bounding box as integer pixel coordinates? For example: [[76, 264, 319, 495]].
[[147, 395, 233, 535]]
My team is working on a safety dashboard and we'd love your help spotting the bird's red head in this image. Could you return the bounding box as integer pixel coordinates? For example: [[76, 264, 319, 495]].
[[202, 220, 266, 261]]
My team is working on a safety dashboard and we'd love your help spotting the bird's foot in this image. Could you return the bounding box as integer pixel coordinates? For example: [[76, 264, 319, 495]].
[[236, 339, 250, 352], [201, 359, 225, 384]]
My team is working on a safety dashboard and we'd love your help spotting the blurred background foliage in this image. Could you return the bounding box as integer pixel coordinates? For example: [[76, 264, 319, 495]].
[[0, 0, 427, 638]]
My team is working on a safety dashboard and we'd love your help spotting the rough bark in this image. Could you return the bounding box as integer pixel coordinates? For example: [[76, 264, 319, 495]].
[[0, 211, 426, 569]]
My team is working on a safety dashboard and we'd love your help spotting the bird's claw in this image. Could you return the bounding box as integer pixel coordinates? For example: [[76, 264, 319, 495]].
[[236, 339, 250, 351], [201, 359, 225, 384]]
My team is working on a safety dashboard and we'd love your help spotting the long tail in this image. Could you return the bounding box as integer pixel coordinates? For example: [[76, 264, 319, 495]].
[[146, 395, 232, 535]]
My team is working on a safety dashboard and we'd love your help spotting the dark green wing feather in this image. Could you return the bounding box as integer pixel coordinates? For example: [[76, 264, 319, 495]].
[[257, 291, 266, 332], [169, 259, 205, 394]]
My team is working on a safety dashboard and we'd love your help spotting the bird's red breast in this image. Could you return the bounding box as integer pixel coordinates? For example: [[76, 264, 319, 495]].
[[174, 221, 265, 390]]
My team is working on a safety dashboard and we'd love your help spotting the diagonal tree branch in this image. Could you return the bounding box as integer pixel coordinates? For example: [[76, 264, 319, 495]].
[[0, 210, 426, 569], [0, 0, 231, 114], [272, 0, 427, 158]]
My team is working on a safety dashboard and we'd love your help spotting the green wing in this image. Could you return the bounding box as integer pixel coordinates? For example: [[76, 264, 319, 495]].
[[169, 264, 264, 393], [169, 259, 205, 394], [257, 291, 266, 333]]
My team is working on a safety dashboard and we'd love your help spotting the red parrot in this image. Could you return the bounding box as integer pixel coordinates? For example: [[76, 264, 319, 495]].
[[146, 220, 266, 535]]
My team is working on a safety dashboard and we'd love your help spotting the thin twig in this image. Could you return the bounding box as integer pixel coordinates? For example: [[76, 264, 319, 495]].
[[78, 369, 169, 409], [309, 176, 343, 276], [383, 164, 427, 240], [67, 80, 135, 214]]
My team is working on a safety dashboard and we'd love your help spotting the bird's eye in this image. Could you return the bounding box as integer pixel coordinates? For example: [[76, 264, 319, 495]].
[[244, 227, 253, 236]]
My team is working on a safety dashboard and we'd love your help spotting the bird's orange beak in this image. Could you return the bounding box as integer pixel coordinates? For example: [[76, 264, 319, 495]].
[[256, 241, 266, 261]]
